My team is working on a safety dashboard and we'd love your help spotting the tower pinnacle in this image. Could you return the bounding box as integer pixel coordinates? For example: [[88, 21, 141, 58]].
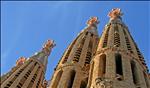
[[42, 39, 56, 55], [86, 17, 99, 27], [16, 57, 26, 66], [1, 39, 55, 88], [48, 17, 99, 88], [108, 8, 123, 20]]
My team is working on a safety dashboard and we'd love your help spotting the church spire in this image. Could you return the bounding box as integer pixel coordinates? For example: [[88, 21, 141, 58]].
[[48, 17, 99, 88], [89, 8, 150, 88], [1, 39, 55, 88], [30, 40, 56, 68]]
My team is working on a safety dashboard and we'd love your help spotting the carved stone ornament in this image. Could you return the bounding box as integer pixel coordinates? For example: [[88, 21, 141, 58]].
[[95, 77, 113, 88], [16, 57, 26, 65], [108, 8, 123, 20], [87, 17, 99, 26], [43, 40, 56, 49], [42, 39, 56, 55]]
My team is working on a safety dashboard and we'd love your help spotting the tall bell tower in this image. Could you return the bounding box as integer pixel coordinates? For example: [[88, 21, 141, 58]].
[[1, 40, 55, 88], [48, 17, 99, 88], [88, 8, 150, 88]]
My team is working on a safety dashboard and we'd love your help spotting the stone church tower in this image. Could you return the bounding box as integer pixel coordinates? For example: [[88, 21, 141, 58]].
[[1, 40, 55, 88], [48, 17, 99, 88], [48, 8, 150, 88], [1, 8, 149, 88], [89, 8, 150, 88]]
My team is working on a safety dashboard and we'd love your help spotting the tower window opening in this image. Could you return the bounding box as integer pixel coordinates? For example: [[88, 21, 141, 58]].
[[73, 47, 82, 63], [85, 39, 93, 65], [73, 38, 85, 63], [85, 52, 92, 65], [80, 78, 88, 88], [115, 53, 123, 80], [98, 54, 106, 77], [102, 27, 110, 48], [114, 25, 120, 47], [67, 70, 76, 88], [19, 83, 22, 86], [131, 60, 139, 85], [125, 36, 133, 53], [24, 75, 27, 79], [114, 33, 120, 47]]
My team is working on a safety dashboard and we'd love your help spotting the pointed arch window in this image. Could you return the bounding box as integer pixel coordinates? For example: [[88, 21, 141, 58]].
[[130, 60, 139, 85], [115, 53, 123, 80], [99, 54, 106, 77], [80, 78, 88, 88], [67, 70, 76, 88]]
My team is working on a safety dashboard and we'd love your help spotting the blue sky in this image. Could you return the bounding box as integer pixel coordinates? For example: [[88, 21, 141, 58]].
[[1, 1, 150, 80]]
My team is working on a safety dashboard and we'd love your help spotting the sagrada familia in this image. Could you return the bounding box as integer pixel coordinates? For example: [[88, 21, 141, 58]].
[[1, 8, 150, 88]]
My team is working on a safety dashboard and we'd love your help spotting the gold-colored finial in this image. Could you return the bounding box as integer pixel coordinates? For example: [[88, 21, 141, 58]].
[[87, 17, 99, 26], [108, 8, 123, 20], [16, 57, 26, 65]]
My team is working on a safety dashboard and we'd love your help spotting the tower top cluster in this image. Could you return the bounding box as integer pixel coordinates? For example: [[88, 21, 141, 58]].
[[86, 17, 99, 26], [108, 8, 123, 20]]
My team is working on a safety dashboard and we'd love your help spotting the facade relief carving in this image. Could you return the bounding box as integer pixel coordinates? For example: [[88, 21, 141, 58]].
[[95, 77, 113, 88]]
